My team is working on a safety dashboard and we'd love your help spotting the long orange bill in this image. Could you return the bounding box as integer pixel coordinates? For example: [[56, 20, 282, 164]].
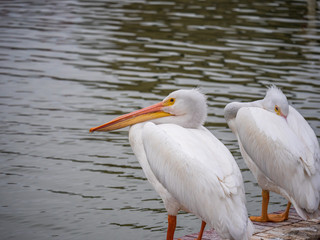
[[90, 101, 172, 132]]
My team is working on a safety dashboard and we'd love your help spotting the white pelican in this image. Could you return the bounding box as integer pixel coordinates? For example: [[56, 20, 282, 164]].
[[224, 86, 320, 222], [90, 89, 253, 240]]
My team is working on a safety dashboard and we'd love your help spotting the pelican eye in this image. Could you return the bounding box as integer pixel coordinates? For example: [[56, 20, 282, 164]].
[[163, 97, 176, 107], [274, 105, 280, 115]]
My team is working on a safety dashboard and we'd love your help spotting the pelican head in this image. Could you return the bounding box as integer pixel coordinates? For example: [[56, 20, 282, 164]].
[[160, 89, 207, 128], [90, 89, 207, 132], [262, 86, 289, 118]]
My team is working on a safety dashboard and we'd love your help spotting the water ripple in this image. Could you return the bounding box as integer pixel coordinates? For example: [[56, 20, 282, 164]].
[[0, 0, 319, 239]]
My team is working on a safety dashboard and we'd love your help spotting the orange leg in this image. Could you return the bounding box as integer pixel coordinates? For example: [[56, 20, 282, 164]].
[[268, 202, 291, 222], [250, 189, 270, 222], [250, 190, 291, 222], [177, 220, 206, 240], [196, 221, 206, 240], [167, 215, 177, 240]]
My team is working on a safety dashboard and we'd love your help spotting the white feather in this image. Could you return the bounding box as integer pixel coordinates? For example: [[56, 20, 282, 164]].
[[224, 87, 320, 220], [128, 89, 253, 239], [138, 122, 252, 239], [96, 89, 254, 239]]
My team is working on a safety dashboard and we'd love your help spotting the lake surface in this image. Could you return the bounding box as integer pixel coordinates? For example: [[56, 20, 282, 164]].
[[0, 0, 319, 239]]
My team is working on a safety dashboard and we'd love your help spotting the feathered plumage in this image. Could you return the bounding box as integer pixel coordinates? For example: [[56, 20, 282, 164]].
[[91, 89, 253, 239], [224, 86, 320, 221]]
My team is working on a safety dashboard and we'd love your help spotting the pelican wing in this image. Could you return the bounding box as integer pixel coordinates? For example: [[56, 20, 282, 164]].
[[236, 107, 319, 215], [287, 106, 320, 164], [141, 122, 249, 238]]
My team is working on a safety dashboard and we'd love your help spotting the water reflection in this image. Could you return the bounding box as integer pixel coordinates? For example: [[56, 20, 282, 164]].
[[0, 0, 319, 239]]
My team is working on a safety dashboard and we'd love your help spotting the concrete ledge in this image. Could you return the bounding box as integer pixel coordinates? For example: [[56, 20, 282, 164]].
[[176, 209, 320, 240]]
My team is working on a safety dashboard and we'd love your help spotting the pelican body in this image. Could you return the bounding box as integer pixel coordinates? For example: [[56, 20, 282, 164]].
[[224, 86, 320, 222], [90, 89, 253, 240]]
